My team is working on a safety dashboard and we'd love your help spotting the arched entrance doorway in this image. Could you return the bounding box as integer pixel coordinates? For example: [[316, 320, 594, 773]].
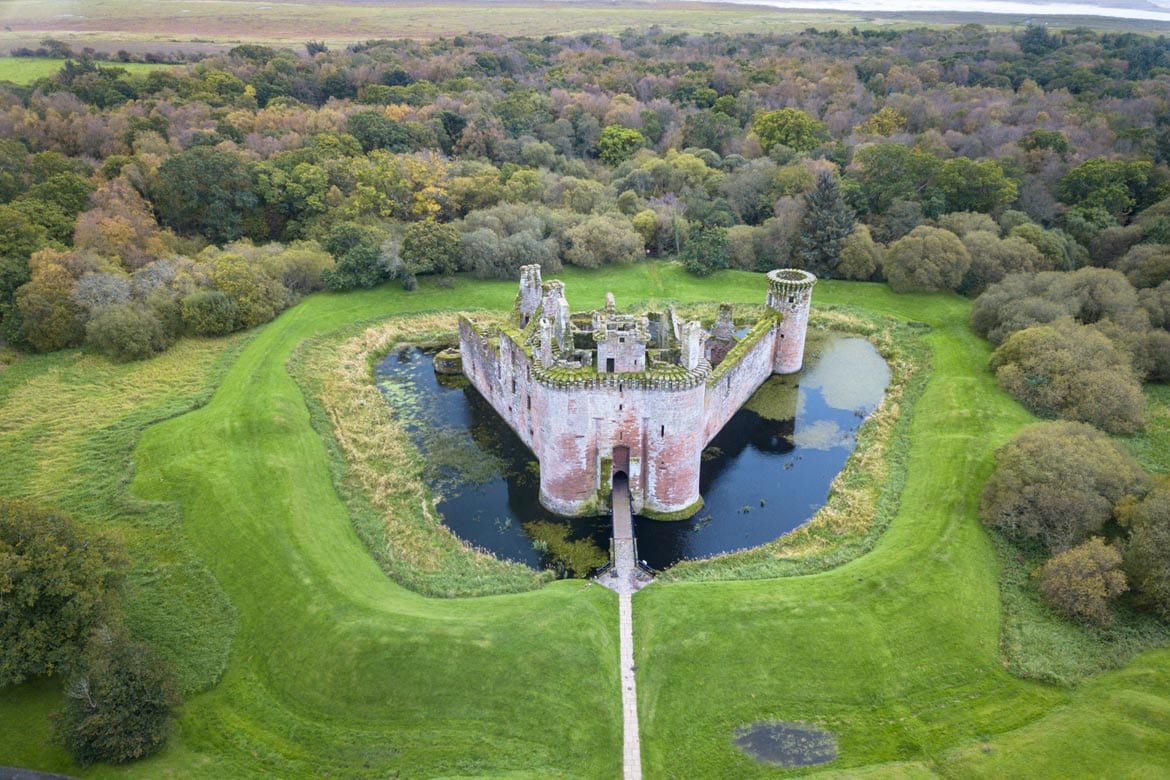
[[612, 445, 630, 481]]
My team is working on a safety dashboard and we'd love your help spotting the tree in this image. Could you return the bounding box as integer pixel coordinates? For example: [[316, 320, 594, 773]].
[[1058, 158, 1164, 221], [206, 252, 290, 328], [797, 170, 855, 278], [959, 231, 1042, 296], [597, 126, 645, 166], [980, 421, 1148, 552], [1037, 538, 1127, 627], [347, 109, 412, 153], [180, 290, 240, 336], [935, 157, 1018, 215], [837, 224, 883, 281], [13, 260, 84, 352], [990, 319, 1146, 435], [401, 219, 461, 278], [0, 499, 127, 687], [849, 143, 940, 215], [882, 225, 970, 293], [149, 147, 258, 244], [321, 222, 392, 291], [1121, 477, 1170, 620], [54, 626, 181, 766], [680, 225, 730, 277], [563, 214, 644, 268], [1115, 244, 1170, 290], [0, 204, 51, 260], [750, 108, 827, 154]]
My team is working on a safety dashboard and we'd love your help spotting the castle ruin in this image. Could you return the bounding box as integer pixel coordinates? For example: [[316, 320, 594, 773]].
[[457, 266, 816, 519]]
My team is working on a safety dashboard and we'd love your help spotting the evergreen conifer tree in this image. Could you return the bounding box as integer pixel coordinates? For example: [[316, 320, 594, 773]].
[[798, 171, 855, 278]]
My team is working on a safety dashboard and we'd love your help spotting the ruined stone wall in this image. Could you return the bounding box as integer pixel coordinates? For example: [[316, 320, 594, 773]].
[[701, 326, 781, 444], [458, 268, 814, 520], [458, 317, 537, 452]]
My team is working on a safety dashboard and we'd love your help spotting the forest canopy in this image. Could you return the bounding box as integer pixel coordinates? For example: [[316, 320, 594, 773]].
[[0, 25, 1168, 361]]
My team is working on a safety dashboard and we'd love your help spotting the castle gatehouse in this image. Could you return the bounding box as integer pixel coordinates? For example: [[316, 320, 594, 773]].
[[457, 266, 815, 519]]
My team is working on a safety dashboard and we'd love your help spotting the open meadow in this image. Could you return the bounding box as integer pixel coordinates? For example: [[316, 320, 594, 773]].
[[1, 0, 1167, 56], [0, 265, 1168, 777]]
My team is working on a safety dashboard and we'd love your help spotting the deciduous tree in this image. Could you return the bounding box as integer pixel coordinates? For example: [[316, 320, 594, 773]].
[[980, 421, 1147, 552], [54, 626, 181, 766], [0, 499, 127, 687], [1037, 537, 1127, 627], [883, 225, 970, 293]]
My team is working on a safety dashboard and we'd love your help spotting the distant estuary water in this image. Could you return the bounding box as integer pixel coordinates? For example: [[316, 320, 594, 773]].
[[705, 0, 1170, 23], [374, 335, 889, 576]]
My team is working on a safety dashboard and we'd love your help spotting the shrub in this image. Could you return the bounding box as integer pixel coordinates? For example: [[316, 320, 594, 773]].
[[55, 627, 181, 766], [882, 225, 970, 293], [85, 304, 172, 362], [0, 499, 126, 687], [980, 421, 1148, 552], [1037, 537, 1127, 627], [1121, 478, 1170, 620], [180, 290, 240, 336], [989, 318, 1145, 434]]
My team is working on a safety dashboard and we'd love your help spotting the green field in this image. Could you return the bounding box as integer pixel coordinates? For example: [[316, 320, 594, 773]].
[[0, 0, 1166, 56], [0, 57, 173, 84], [0, 265, 1168, 777]]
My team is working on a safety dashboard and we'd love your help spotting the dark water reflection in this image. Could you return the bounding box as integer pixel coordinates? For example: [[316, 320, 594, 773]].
[[374, 336, 889, 575]]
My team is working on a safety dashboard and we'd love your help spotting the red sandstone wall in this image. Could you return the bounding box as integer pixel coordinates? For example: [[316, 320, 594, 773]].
[[460, 315, 791, 519], [774, 293, 812, 374], [701, 329, 780, 444], [535, 382, 706, 516]]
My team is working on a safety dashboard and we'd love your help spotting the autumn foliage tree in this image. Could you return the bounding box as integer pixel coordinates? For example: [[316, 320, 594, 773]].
[[989, 318, 1145, 434], [1037, 537, 1127, 627], [980, 422, 1147, 553]]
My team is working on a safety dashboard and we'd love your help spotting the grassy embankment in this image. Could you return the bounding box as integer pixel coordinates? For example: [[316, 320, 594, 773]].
[[0, 263, 1167, 777]]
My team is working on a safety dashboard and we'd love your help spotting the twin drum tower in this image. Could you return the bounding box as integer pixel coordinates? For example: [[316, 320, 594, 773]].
[[458, 267, 816, 520]]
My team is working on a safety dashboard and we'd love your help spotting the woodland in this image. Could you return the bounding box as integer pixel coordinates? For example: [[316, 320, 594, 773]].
[[3, 20, 1170, 775]]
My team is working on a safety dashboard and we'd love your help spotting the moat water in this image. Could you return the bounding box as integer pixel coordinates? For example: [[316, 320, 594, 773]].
[[374, 335, 889, 575]]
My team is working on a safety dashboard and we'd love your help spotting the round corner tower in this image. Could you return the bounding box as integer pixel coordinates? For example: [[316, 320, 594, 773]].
[[767, 268, 817, 374]]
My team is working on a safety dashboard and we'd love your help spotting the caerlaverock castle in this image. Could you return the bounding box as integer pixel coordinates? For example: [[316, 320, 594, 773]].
[[457, 266, 816, 520]]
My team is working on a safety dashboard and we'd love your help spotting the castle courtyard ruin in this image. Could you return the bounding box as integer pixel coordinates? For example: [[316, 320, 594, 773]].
[[458, 266, 816, 520]]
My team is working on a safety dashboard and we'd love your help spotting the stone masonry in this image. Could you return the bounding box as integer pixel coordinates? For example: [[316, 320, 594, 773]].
[[458, 266, 816, 519]]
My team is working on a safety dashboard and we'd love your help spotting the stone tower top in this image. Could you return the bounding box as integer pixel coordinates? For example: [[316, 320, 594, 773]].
[[767, 268, 817, 374], [766, 268, 817, 300]]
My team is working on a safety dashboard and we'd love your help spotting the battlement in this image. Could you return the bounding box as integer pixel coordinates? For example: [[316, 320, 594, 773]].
[[458, 268, 814, 518]]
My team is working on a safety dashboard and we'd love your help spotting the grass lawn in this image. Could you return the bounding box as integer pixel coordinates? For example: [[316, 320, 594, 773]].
[[0, 264, 1167, 777], [0, 57, 173, 84]]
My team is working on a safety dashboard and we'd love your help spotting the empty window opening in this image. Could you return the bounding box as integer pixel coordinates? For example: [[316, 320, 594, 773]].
[[527, 396, 531, 410], [606, 357, 615, 372], [660, 425, 665, 437], [788, 295, 795, 303]]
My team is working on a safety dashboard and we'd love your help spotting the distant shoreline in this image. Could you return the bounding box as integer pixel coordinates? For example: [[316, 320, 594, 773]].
[[708, 0, 1170, 23]]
